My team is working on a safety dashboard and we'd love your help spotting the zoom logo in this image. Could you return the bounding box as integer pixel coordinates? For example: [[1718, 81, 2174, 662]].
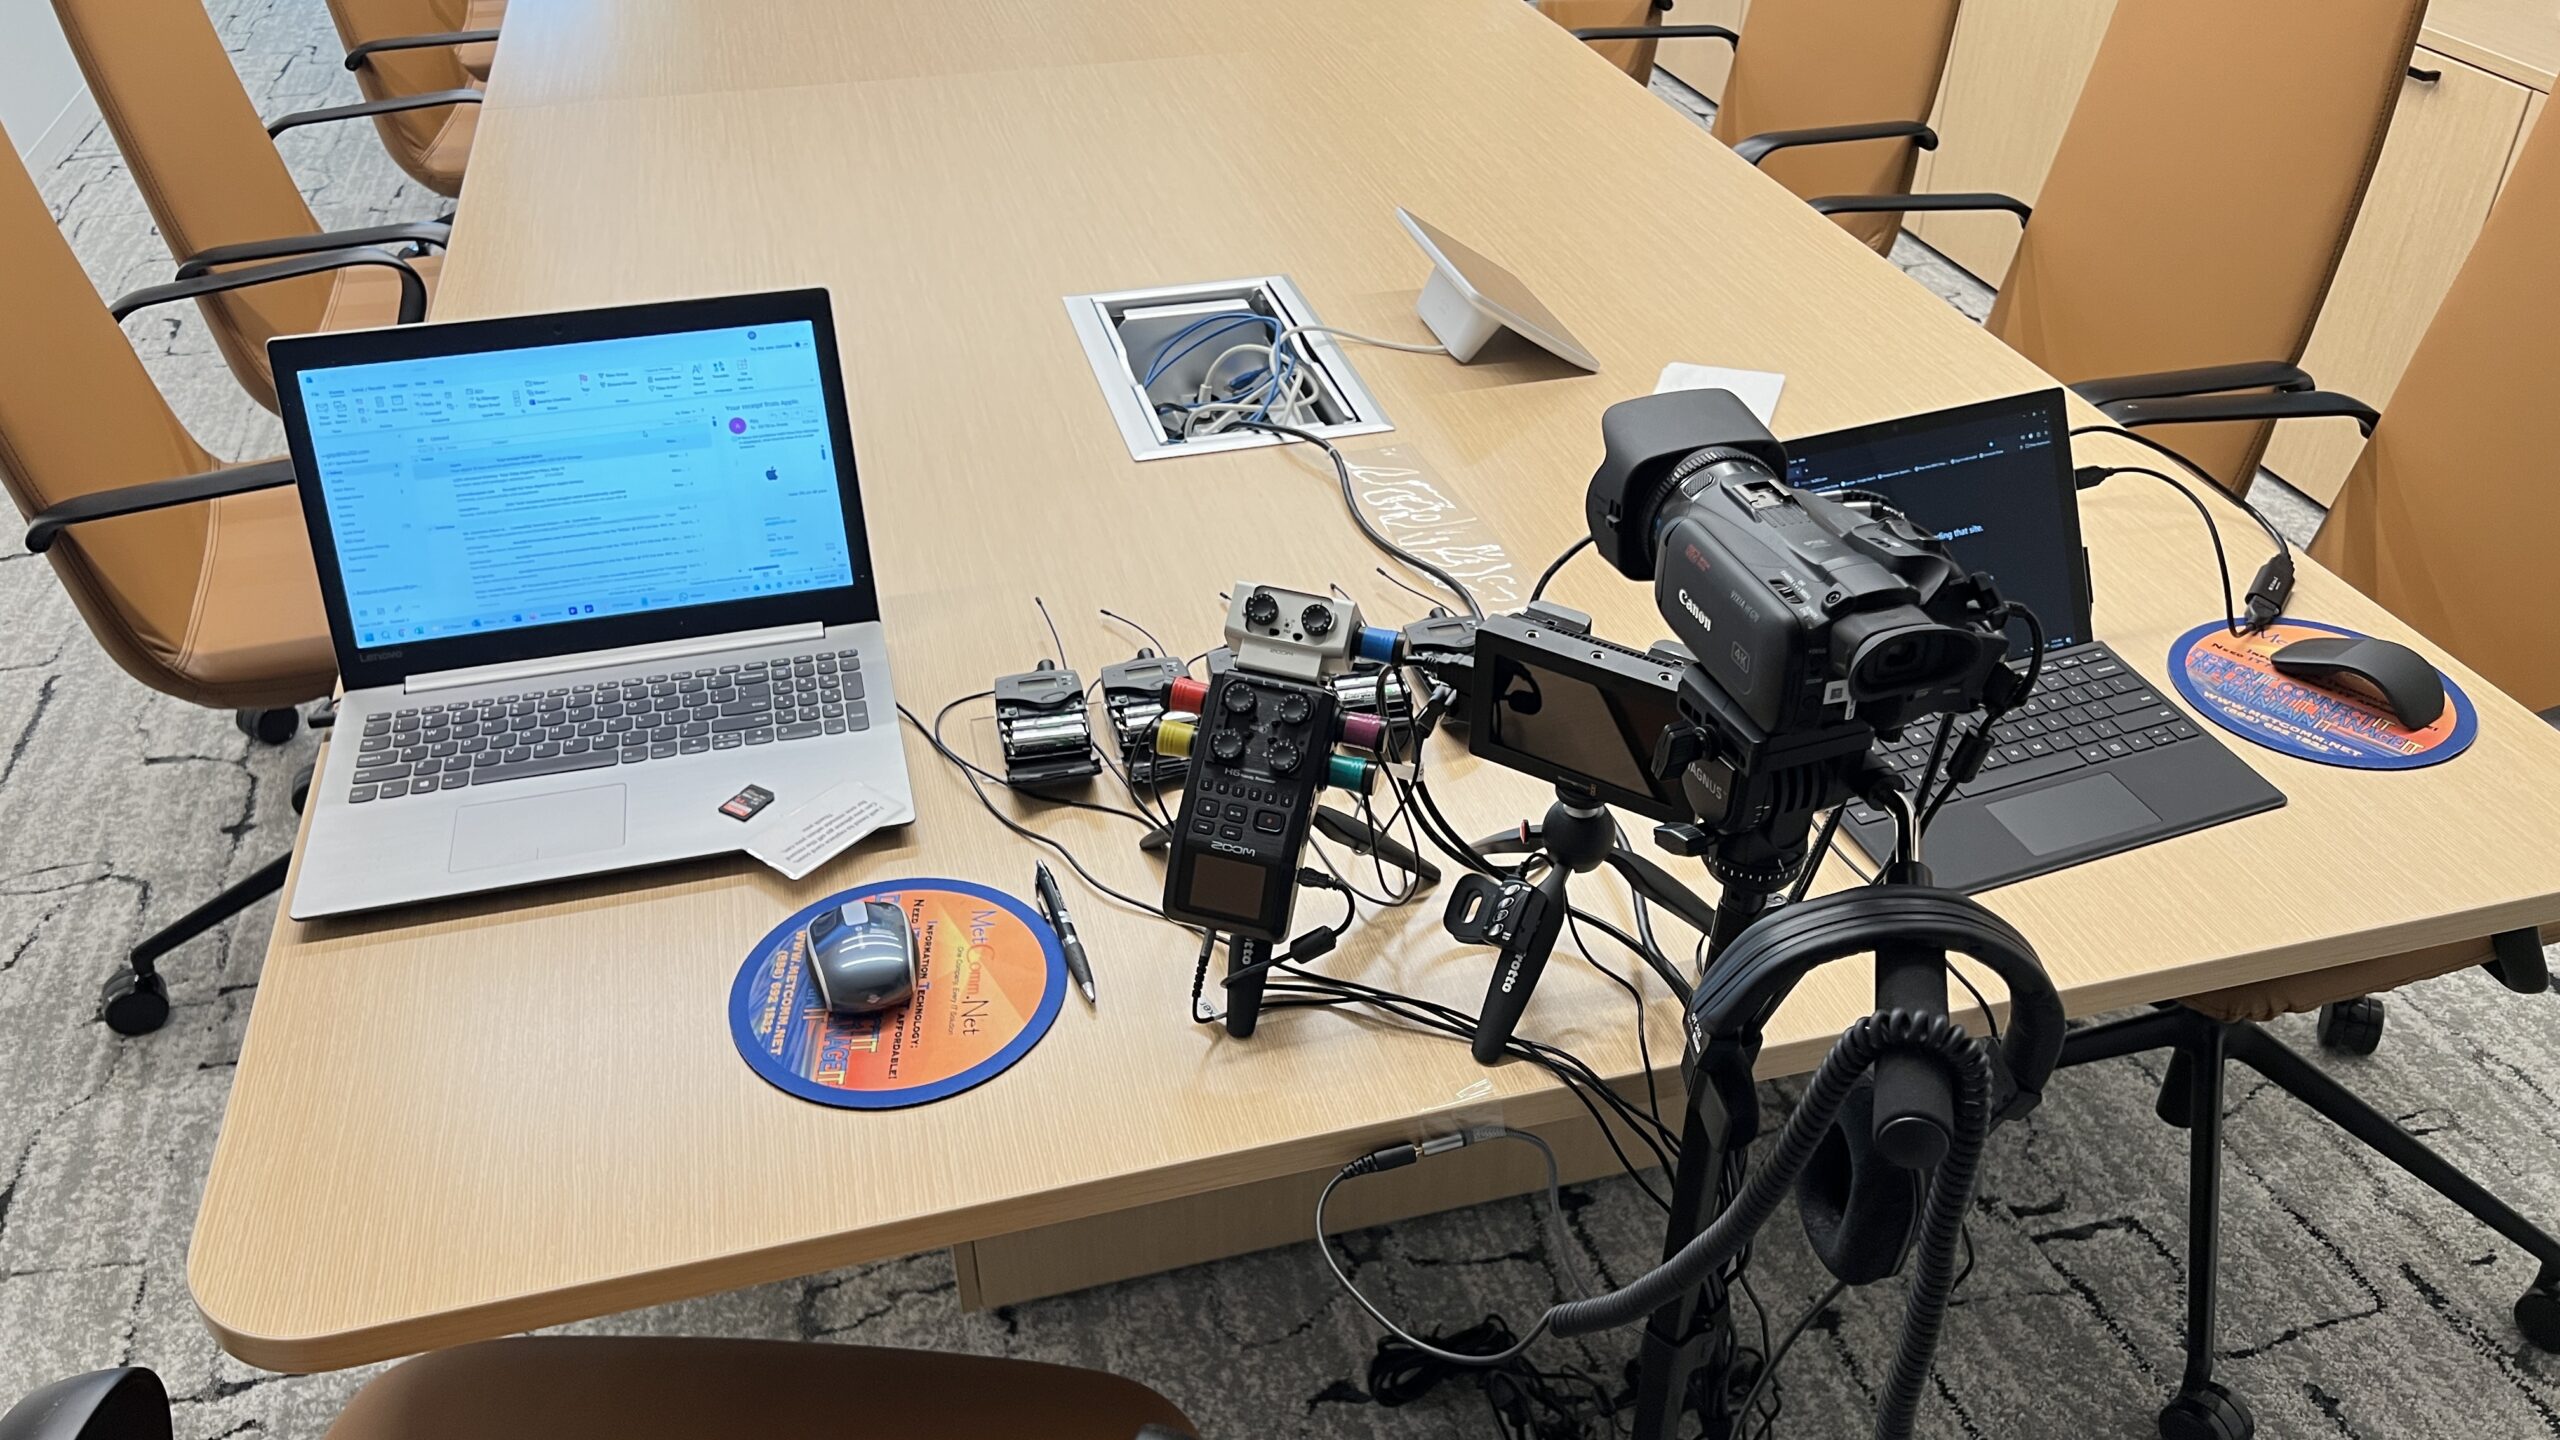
[[1676, 588, 1714, 632]]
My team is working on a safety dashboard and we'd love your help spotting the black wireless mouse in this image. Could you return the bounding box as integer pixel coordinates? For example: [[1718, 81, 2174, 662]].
[[2269, 635, 2445, 730], [805, 899, 917, 1016]]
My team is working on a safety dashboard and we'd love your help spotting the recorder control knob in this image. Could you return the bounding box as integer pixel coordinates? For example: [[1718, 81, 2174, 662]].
[[1222, 684, 1259, 716], [1243, 589, 1281, 627], [1300, 604, 1336, 638], [1210, 730, 1247, 761], [1277, 693, 1312, 724], [1265, 739, 1304, 773]]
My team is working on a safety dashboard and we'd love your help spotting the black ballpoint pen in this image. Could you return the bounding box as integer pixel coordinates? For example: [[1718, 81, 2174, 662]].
[[1034, 861, 1096, 1006]]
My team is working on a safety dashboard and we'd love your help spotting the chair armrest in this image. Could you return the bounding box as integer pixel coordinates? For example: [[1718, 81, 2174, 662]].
[[0, 1369, 169, 1440], [1569, 25, 1739, 46], [1732, 120, 1939, 166], [2071, 362, 2315, 407], [2101, 389, 2381, 436], [176, 221, 450, 277], [25, 460, 298, 555], [1810, 191, 2031, 224], [267, 88, 481, 139], [112, 249, 427, 326], [345, 29, 500, 70]]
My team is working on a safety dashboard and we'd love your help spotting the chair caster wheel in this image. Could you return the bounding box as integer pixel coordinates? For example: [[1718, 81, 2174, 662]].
[[2518, 1281, 2560, 1353], [2316, 996, 2384, 1055], [100, 969, 171, 1036], [236, 707, 300, 745], [2159, 1383, 2252, 1440]]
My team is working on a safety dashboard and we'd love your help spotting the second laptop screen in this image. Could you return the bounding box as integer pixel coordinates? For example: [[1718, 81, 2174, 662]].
[[295, 320, 854, 649], [1782, 399, 2085, 655]]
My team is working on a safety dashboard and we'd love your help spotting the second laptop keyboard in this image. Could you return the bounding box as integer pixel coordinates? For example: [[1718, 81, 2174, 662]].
[[346, 647, 868, 802], [1847, 640, 2205, 824]]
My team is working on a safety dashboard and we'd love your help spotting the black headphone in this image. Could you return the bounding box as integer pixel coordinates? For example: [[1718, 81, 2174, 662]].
[[1685, 887, 2066, 1288]]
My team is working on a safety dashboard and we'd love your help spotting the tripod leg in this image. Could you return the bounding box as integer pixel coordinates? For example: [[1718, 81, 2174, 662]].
[[1630, 1098, 1740, 1440]]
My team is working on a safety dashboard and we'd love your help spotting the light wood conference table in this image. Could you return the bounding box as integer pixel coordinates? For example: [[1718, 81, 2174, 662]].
[[191, 0, 2560, 1372]]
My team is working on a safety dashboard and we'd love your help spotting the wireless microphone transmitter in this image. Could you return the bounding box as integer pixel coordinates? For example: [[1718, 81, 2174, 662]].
[[994, 659, 1101, 789], [1102, 651, 1192, 787]]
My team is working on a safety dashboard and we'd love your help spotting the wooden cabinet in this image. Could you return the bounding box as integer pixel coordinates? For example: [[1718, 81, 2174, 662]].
[[2511, 89, 2548, 193], [2262, 52, 2530, 504], [1902, 0, 2118, 282], [1653, 0, 1749, 101]]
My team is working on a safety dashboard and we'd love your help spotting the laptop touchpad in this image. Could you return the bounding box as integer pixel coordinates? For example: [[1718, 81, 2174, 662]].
[[448, 785, 629, 872], [1986, 775, 2160, 857]]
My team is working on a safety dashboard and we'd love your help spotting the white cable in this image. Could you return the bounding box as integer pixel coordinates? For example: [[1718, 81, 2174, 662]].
[[1273, 323, 1451, 357]]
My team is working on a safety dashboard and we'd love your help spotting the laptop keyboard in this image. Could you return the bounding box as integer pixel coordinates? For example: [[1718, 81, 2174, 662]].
[[345, 647, 868, 802], [1848, 641, 2204, 824]]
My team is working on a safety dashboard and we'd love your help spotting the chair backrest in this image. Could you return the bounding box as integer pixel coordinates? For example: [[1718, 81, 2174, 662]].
[[2308, 118, 2560, 712], [0, 147, 219, 687], [1538, 0, 1667, 82], [50, 0, 332, 412], [1710, 0, 1962, 255], [324, 0, 480, 156], [1988, 0, 2427, 491]]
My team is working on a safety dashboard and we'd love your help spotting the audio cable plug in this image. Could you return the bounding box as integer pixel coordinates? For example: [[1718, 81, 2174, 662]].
[[1338, 1131, 1477, 1178]]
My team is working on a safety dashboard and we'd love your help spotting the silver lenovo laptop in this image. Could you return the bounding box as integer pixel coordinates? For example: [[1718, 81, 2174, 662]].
[[273, 290, 913, 920]]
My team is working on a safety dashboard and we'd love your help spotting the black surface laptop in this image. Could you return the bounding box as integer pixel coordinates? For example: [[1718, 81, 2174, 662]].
[[1784, 390, 2285, 892]]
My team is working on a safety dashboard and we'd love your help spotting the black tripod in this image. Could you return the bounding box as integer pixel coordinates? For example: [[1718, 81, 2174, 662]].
[[1628, 780, 1964, 1440], [1452, 769, 1960, 1439]]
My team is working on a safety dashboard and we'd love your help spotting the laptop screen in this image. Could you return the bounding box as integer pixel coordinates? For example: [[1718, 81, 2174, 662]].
[[292, 320, 854, 650], [1781, 390, 2088, 656]]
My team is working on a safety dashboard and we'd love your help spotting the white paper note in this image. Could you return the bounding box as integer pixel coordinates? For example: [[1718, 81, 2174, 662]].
[[1653, 362, 1787, 424], [744, 779, 907, 882]]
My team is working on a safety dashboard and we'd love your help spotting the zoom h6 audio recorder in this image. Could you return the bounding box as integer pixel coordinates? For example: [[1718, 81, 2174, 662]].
[[1156, 584, 1399, 1036]]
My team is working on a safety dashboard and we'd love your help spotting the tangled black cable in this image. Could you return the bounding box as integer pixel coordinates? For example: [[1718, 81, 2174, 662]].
[[1370, 1317, 1626, 1439]]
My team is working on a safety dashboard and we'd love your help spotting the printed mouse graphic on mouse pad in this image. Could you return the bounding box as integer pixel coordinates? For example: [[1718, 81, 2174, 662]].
[[2170, 618, 2475, 770], [729, 879, 1064, 1109]]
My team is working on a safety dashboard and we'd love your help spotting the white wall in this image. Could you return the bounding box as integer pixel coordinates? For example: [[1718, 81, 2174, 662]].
[[0, 0, 92, 170]]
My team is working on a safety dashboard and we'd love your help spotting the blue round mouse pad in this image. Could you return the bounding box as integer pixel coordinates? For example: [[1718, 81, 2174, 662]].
[[2169, 618, 2474, 769], [728, 878, 1064, 1109]]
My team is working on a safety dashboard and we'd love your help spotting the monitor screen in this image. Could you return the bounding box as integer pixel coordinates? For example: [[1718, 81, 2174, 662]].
[[1483, 651, 1682, 808], [1782, 392, 2086, 656], [292, 320, 855, 649]]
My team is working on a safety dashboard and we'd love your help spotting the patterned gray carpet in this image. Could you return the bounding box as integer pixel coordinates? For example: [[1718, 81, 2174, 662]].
[[3, 4, 2555, 1436]]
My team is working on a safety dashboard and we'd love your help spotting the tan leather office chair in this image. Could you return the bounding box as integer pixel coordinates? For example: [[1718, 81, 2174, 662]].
[[1813, 0, 2429, 493], [3, 1339, 1197, 1440], [429, 0, 504, 81], [2048, 119, 2560, 1440], [1, 144, 353, 1035], [1543, 0, 1961, 253], [321, 0, 488, 195], [51, 0, 453, 414]]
